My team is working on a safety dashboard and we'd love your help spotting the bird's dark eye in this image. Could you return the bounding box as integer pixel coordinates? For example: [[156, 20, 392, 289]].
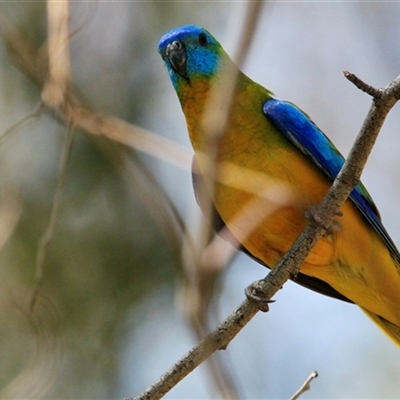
[[198, 33, 208, 46]]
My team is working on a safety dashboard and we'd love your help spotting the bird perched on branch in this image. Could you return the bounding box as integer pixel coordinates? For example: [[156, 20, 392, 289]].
[[158, 25, 400, 345]]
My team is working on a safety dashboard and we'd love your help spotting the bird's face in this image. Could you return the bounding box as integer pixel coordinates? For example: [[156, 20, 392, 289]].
[[158, 25, 222, 89]]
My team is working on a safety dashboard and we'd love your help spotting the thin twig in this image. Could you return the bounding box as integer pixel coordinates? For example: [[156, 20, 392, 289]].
[[289, 371, 319, 400], [0, 102, 45, 146], [31, 120, 75, 310], [343, 71, 382, 98], [30, 0, 74, 310]]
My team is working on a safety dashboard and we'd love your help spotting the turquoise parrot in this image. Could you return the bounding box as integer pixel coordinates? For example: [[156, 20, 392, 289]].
[[158, 25, 400, 344]]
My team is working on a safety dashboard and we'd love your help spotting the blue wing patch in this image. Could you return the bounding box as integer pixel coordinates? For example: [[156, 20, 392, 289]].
[[263, 99, 400, 264]]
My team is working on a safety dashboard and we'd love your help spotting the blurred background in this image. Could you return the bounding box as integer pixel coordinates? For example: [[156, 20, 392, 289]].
[[1, 1, 400, 399]]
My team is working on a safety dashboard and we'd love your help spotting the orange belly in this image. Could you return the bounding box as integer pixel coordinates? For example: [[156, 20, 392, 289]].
[[193, 125, 400, 327], [187, 82, 400, 327]]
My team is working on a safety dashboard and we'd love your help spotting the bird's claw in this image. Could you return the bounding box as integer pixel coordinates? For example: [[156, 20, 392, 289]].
[[305, 204, 342, 234], [245, 280, 275, 312]]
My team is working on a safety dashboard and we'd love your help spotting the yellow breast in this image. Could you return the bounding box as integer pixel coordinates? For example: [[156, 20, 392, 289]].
[[182, 75, 400, 326]]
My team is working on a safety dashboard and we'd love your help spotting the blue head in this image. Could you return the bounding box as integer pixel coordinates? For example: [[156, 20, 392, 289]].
[[158, 25, 222, 90]]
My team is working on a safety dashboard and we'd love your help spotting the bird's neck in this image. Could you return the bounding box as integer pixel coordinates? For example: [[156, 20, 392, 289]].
[[177, 68, 244, 150], [178, 69, 272, 155]]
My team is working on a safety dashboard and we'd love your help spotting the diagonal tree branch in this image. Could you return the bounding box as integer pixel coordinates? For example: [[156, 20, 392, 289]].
[[128, 74, 400, 400]]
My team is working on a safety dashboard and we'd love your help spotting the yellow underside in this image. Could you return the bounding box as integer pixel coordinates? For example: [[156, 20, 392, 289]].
[[180, 72, 400, 343]]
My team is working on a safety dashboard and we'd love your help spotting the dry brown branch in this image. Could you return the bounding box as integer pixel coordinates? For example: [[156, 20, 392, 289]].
[[66, 106, 191, 170], [344, 71, 382, 98], [42, 1, 71, 108], [128, 73, 400, 399]]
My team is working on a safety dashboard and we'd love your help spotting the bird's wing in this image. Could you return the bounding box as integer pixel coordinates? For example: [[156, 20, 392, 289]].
[[192, 155, 353, 303], [263, 99, 400, 264]]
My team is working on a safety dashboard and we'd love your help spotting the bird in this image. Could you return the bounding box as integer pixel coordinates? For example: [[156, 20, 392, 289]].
[[158, 24, 400, 345]]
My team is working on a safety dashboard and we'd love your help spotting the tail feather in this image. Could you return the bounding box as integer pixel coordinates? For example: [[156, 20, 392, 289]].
[[362, 308, 400, 346]]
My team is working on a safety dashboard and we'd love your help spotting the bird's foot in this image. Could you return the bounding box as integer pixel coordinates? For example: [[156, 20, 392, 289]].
[[245, 280, 275, 312], [305, 204, 343, 234]]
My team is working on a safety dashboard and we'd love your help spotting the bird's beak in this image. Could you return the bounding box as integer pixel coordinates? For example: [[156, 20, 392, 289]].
[[165, 40, 187, 77]]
